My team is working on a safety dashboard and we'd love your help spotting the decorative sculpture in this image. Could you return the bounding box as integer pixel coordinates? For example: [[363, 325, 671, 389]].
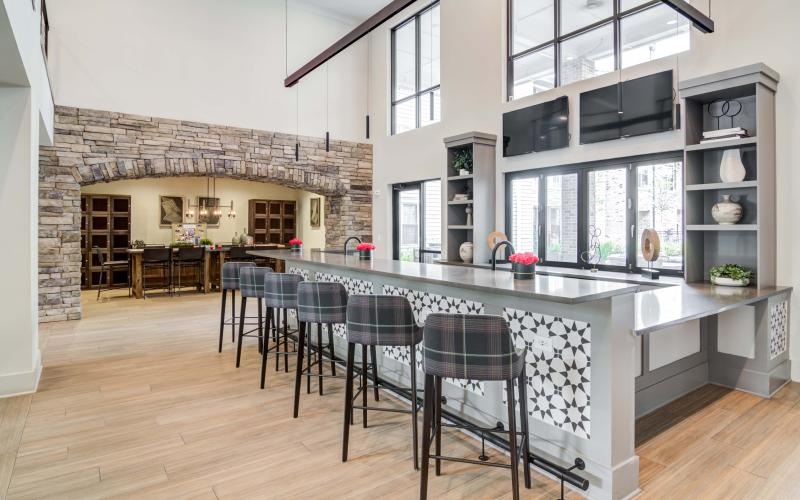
[[580, 225, 601, 272]]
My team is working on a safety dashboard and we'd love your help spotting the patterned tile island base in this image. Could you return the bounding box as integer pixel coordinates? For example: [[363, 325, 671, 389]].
[[382, 285, 486, 396], [770, 300, 788, 360], [503, 307, 591, 439], [315, 272, 374, 338]]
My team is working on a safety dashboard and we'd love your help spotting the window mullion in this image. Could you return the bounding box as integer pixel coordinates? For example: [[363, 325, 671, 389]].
[[538, 174, 547, 262], [415, 11, 421, 129]]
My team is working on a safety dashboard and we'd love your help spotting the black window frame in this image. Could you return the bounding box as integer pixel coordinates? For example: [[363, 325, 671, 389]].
[[505, 151, 684, 276], [507, 0, 681, 100], [392, 178, 442, 262], [391, 1, 441, 135]]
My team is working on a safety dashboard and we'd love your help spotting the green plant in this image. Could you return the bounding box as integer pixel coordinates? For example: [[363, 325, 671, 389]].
[[169, 241, 194, 248], [452, 148, 473, 174], [598, 241, 623, 261], [132, 239, 146, 249], [199, 238, 213, 246], [709, 264, 752, 282]]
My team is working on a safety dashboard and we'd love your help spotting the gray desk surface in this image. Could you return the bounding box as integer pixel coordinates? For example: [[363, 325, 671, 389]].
[[248, 249, 640, 304]]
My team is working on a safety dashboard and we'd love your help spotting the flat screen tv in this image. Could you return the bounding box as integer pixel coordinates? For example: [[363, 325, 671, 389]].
[[503, 96, 569, 157], [579, 70, 674, 144]]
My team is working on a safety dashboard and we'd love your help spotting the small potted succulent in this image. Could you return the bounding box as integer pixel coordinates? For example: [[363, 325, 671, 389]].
[[710, 264, 752, 287], [199, 237, 214, 250], [508, 252, 540, 280], [356, 242, 376, 260], [288, 238, 303, 252]]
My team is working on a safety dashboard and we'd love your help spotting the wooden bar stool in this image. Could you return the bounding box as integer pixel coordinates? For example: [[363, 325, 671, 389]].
[[235, 266, 272, 367], [173, 246, 204, 296], [342, 294, 423, 469], [419, 313, 531, 500], [218, 262, 255, 352], [260, 272, 304, 389]]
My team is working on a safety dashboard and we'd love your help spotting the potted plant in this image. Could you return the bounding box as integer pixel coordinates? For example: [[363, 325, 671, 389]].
[[452, 148, 473, 176], [132, 239, 146, 249], [288, 238, 303, 252], [508, 252, 540, 280], [709, 264, 752, 287], [200, 238, 213, 249], [356, 242, 376, 260]]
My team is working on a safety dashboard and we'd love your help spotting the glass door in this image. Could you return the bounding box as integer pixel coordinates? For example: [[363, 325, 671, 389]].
[[393, 180, 442, 262]]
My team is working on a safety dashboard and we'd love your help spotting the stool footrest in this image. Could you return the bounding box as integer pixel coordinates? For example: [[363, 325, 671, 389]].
[[429, 454, 512, 470], [350, 405, 413, 415]]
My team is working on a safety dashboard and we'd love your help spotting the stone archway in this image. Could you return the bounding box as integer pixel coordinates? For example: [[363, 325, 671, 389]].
[[38, 106, 372, 322]]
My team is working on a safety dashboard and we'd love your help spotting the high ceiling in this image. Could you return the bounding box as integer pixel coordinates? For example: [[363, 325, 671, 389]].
[[292, 0, 392, 24]]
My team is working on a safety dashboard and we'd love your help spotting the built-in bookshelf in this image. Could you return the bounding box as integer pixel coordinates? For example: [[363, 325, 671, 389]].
[[679, 64, 779, 288], [443, 132, 497, 264]]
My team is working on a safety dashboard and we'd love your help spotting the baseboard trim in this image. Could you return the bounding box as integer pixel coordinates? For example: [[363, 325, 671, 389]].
[[0, 349, 41, 398]]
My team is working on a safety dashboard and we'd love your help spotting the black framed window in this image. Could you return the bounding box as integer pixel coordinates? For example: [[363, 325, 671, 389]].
[[393, 179, 442, 262], [505, 152, 683, 274], [391, 2, 441, 134], [508, 0, 690, 100]]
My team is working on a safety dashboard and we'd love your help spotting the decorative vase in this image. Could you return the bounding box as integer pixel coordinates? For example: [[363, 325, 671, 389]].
[[232, 233, 239, 245], [359, 249, 372, 260], [459, 168, 470, 176], [459, 242, 473, 263], [239, 232, 248, 245], [711, 276, 750, 287], [711, 195, 743, 224], [719, 149, 746, 183], [465, 206, 473, 227], [511, 263, 535, 280], [290, 244, 302, 252]]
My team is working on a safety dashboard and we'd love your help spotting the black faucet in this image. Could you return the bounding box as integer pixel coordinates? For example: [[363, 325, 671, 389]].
[[343, 236, 362, 255], [490, 240, 515, 271]]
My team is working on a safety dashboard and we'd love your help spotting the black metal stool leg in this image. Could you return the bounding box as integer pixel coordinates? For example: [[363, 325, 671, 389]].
[[317, 323, 324, 395], [257, 298, 264, 354], [342, 342, 356, 462], [260, 313, 270, 390], [283, 311, 290, 373], [435, 376, 442, 476], [236, 297, 247, 368], [306, 325, 312, 394], [518, 366, 532, 489], [361, 344, 368, 428], [506, 379, 520, 500], [218, 289, 227, 353], [230, 289, 236, 342], [293, 321, 306, 418], [274, 307, 281, 372], [370, 345, 380, 402], [328, 324, 337, 376], [420, 373, 435, 500], [410, 345, 419, 470]]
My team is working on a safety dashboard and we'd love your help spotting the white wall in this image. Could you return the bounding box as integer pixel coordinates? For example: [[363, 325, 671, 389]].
[[45, 0, 368, 142], [81, 177, 325, 249], [366, 0, 800, 380]]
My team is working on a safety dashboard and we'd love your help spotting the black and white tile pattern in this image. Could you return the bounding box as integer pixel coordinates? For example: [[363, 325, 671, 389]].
[[770, 300, 788, 360], [315, 272, 374, 338], [381, 285, 486, 396], [502, 307, 591, 439]]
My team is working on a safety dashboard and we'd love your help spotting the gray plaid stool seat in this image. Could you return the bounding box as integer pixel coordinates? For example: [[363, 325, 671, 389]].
[[259, 273, 305, 389], [342, 295, 423, 469], [419, 313, 531, 500], [235, 266, 273, 368], [218, 262, 255, 352], [292, 281, 353, 418]]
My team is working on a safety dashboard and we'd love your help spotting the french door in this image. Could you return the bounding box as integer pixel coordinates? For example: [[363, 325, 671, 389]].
[[392, 179, 442, 262]]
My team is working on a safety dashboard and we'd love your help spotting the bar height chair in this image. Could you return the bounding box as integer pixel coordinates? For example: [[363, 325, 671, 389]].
[[341, 294, 424, 469], [260, 272, 304, 389], [419, 313, 531, 500], [92, 246, 130, 300], [235, 266, 272, 367], [142, 246, 173, 298], [218, 261, 255, 352], [173, 246, 204, 295]]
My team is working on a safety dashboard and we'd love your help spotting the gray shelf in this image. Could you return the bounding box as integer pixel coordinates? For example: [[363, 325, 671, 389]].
[[685, 137, 758, 152], [685, 181, 758, 191], [448, 174, 474, 181], [686, 224, 758, 232], [448, 225, 474, 230], [447, 200, 474, 205]]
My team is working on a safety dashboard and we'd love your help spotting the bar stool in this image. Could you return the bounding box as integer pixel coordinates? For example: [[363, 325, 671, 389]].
[[218, 262, 255, 352], [235, 266, 272, 367], [92, 247, 130, 300], [341, 294, 424, 469], [142, 246, 172, 298], [229, 245, 255, 262], [293, 281, 352, 418], [173, 246, 204, 295], [260, 272, 304, 389], [419, 313, 531, 500]]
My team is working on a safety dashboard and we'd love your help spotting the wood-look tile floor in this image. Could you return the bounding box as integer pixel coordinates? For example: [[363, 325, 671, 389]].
[[1, 291, 799, 499]]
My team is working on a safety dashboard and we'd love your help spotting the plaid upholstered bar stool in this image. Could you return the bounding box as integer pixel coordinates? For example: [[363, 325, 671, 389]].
[[419, 313, 531, 500], [293, 281, 351, 418], [218, 262, 255, 352], [342, 295, 424, 469], [260, 272, 304, 389], [235, 266, 272, 367]]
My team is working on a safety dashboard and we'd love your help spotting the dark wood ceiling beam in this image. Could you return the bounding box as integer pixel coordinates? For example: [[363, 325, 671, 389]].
[[661, 0, 714, 33], [284, 0, 418, 87]]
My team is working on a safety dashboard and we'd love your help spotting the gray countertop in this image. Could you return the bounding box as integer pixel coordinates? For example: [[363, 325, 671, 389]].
[[248, 249, 640, 304], [635, 283, 792, 334]]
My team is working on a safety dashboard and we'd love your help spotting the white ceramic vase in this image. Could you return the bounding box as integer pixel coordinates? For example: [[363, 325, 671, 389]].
[[719, 149, 746, 183], [459, 242, 473, 263], [711, 195, 743, 225]]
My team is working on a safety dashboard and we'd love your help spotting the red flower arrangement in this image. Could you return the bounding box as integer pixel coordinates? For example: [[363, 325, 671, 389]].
[[508, 252, 540, 266], [288, 238, 303, 246], [356, 242, 376, 251]]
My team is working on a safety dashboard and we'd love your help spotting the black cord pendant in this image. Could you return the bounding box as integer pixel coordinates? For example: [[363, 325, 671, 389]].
[[295, 142, 299, 161], [325, 131, 330, 152], [365, 115, 370, 139]]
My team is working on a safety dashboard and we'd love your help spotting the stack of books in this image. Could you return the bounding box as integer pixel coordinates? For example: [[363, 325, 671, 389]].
[[700, 127, 749, 143]]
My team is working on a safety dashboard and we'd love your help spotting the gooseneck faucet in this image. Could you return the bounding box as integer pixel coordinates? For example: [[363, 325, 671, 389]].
[[343, 236, 362, 255], [490, 240, 515, 271]]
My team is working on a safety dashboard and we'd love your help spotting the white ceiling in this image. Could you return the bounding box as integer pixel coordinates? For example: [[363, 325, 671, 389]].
[[292, 0, 392, 24]]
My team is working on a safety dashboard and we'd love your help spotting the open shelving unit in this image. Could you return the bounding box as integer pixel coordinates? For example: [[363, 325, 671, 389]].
[[443, 132, 497, 264], [679, 64, 779, 289]]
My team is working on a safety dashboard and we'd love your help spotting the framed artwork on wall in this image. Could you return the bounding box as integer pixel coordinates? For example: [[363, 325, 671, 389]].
[[310, 197, 321, 228], [160, 195, 184, 226], [198, 197, 221, 226]]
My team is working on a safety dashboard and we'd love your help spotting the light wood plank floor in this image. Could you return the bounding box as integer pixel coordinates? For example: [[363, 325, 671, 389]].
[[1, 290, 799, 499]]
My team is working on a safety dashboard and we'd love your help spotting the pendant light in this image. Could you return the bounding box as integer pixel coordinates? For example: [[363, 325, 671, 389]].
[[325, 62, 330, 152], [286, 0, 299, 161], [365, 34, 371, 139]]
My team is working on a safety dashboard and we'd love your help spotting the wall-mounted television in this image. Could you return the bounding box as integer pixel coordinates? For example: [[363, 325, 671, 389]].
[[503, 96, 569, 157], [579, 70, 674, 144]]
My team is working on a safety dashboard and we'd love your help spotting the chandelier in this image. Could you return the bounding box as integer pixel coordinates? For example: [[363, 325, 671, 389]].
[[185, 174, 236, 219]]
